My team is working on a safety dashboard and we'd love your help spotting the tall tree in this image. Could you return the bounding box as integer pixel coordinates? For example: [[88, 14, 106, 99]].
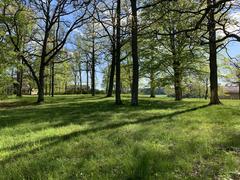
[[207, 0, 221, 104], [91, 19, 96, 96], [115, 0, 122, 105], [95, 0, 117, 97], [130, 0, 139, 106], [2, 0, 91, 103]]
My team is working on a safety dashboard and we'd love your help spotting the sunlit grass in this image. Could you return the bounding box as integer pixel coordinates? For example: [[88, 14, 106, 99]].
[[0, 95, 239, 179]]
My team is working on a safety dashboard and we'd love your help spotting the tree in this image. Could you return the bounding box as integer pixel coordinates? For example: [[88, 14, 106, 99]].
[[130, 0, 139, 106], [94, 0, 117, 97], [91, 19, 96, 96], [140, 0, 207, 101], [115, 0, 122, 105], [139, 37, 162, 98], [222, 55, 240, 99], [207, 0, 221, 104], [2, 0, 92, 103]]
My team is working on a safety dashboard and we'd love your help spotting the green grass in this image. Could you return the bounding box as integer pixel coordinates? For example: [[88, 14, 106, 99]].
[[0, 95, 239, 180]]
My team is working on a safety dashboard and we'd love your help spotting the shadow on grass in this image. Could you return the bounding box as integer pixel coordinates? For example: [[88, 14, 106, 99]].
[[0, 97, 205, 130], [219, 132, 240, 153], [0, 95, 108, 108], [0, 104, 208, 164], [0, 101, 37, 108]]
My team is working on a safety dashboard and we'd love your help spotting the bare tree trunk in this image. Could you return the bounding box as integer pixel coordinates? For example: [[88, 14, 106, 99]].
[[130, 0, 139, 106], [208, 0, 221, 105], [115, 0, 122, 105]]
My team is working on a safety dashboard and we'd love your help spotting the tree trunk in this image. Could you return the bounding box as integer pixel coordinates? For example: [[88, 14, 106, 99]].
[[29, 86, 32, 95], [86, 61, 89, 92], [51, 61, 54, 97], [91, 23, 96, 96], [65, 82, 68, 94], [107, 33, 116, 97], [173, 60, 182, 101], [37, 64, 45, 103], [150, 70, 155, 98], [170, 28, 182, 101], [78, 62, 82, 93], [16, 63, 23, 97], [45, 81, 48, 96], [208, 0, 221, 105], [107, 50, 116, 97], [205, 77, 209, 99], [115, 0, 122, 105], [49, 64, 51, 96], [74, 72, 77, 94], [130, 0, 139, 106]]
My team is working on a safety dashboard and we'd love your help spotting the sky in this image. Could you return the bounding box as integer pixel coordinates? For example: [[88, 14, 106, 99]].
[[226, 41, 240, 57]]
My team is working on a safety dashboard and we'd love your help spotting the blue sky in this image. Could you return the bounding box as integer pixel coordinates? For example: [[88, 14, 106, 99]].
[[226, 41, 240, 57]]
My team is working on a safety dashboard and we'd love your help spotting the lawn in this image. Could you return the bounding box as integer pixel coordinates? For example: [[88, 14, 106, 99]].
[[0, 95, 239, 179]]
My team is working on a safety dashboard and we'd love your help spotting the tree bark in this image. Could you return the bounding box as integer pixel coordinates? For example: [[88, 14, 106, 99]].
[[91, 23, 96, 96], [173, 60, 182, 101], [74, 72, 77, 94], [205, 77, 209, 99], [115, 0, 122, 105], [45, 81, 48, 96], [130, 0, 139, 106], [86, 61, 89, 92], [51, 61, 55, 97], [107, 49, 116, 97], [16, 61, 23, 97], [208, 0, 221, 105], [37, 63, 45, 103], [150, 70, 155, 98], [29, 86, 32, 95], [78, 62, 82, 93], [49, 64, 51, 96], [107, 27, 116, 97], [170, 28, 182, 101]]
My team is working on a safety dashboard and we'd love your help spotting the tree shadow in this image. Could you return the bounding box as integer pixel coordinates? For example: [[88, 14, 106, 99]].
[[218, 132, 240, 154], [0, 104, 208, 164], [0, 101, 37, 109], [0, 96, 205, 130]]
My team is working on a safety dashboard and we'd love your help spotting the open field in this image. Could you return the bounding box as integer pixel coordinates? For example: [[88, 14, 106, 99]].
[[0, 95, 239, 179]]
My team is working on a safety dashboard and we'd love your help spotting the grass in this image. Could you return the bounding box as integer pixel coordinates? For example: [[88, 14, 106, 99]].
[[0, 95, 239, 180]]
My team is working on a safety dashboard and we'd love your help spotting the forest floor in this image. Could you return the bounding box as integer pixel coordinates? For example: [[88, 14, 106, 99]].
[[0, 95, 239, 179]]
